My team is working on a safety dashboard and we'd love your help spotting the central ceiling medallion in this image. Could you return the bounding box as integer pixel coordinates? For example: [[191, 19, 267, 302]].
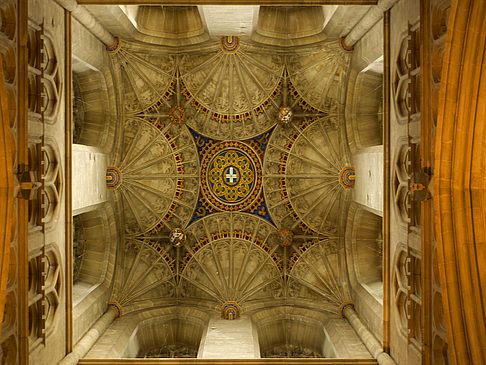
[[201, 141, 262, 211]]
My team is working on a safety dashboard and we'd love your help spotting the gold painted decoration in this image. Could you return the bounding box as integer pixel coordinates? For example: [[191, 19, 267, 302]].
[[339, 166, 356, 189], [208, 150, 254, 203], [106, 167, 122, 189], [201, 141, 262, 211], [106, 36, 121, 54], [108, 301, 122, 317], [277, 228, 294, 247], [169, 105, 185, 124], [220, 36, 240, 54], [278, 106, 293, 124], [169, 228, 186, 247], [221, 301, 240, 320]]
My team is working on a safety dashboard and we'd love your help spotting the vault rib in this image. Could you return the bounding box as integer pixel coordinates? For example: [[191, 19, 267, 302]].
[[121, 50, 174, 79], [183, 53, 224, 108], [237, 244, 280, 296], [236, 53, 280, 110], [268, 142, 336, 174], [124, 144, 191, 175], [239, 51, 283, 76], [120, 123, 144, 167], [316, 117, 342, 166], [290, 244, 334, 295], [289, 122, 341, 171], [124, 179, 173, 202], [290, 187, 331, 231], [122, 189, 146, 233], [317, 186, 342, 233], [180, 273, 223, 303], [269, 179, 335, 210], [120, 252, 164, 302]]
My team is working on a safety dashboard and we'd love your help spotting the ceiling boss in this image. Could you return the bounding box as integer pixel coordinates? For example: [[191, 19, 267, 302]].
[[201, 141, 262, 211]]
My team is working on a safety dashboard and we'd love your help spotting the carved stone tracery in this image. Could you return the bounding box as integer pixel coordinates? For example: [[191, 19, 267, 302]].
[[263, 117, 349, 235], [112, 118, 199, 235], [106, 36, 356, 330], [28, 245, 63, 348]]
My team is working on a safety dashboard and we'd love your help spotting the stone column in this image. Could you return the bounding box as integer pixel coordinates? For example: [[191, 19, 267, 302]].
[[54, 0, 113, 46], [59, 308, 116, 365], [343, 306, 396, 365], [343, 0, 400, 48]]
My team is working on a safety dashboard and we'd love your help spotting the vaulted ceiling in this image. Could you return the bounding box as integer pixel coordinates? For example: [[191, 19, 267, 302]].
[[102, 31, 355, 319], [70, 5, 382, 358]]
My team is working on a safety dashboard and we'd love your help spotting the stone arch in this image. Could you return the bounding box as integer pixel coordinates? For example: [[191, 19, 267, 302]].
[[433, 1, 486, 362], [345, 202, 383, 339], [346, 203, 383, 300], [132, 314, 206, 358], [253, 307, 326, 358], [85, 308, 209, 359], [253, 6, 327, 47], [72, 58, 116, 153], [72, 202, 118, 344], [110, 5, 209, 46], [251, 306, 371, 359], [121, 6, 207, 43], [346, 66, 383, 154]]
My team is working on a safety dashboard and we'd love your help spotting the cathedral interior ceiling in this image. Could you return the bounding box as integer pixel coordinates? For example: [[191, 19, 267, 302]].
[[103, 35, 355, 320], [9, 0, 481, 362], [74, 5, 362, 326], [85, 4, 370, 47]]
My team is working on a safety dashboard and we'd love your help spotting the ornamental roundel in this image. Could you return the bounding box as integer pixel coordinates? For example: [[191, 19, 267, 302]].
[[221, 301, 240, 320], [169, 105, 185, 124], [220, 36, 240, 54], [339, 166, 356, 189], [106, 167, 122, 189], [201, 141, 262, 211], [169, 227, 186, 247], [278, 106, 294, 124], [277, 228, 294, 247]]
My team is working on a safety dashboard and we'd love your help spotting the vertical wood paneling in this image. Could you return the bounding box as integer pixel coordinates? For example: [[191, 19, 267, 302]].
[[434, 0, 486, 363]]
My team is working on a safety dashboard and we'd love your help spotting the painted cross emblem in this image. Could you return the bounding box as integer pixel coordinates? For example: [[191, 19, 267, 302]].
[[226, 167, 238, 183]]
